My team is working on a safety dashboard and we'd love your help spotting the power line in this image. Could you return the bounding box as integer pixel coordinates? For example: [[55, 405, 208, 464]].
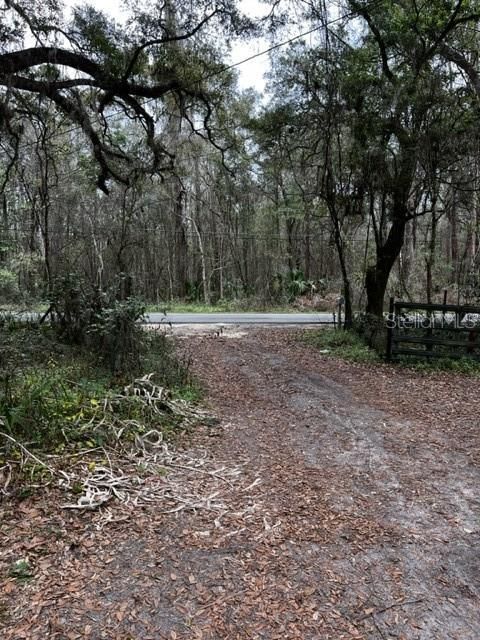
[[0, 222, 444, 246], [220, 24, 324, 75], [0, 0, 388, 204], [3, 0, 383, 155]]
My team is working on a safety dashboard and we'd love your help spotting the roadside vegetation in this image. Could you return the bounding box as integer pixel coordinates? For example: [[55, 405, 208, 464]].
[[395, 354, 480, 376], [302, 328, 381, 364], [146, 299, 322, 314], [0, 276, 203, 497], [0, 323, 193, 447], [304, 327, 480, 376]]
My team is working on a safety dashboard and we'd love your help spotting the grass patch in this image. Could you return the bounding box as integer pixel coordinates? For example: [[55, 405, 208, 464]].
[[304, 327, 480, 375], [4, 299, 324, 315], [302, 328, 380, 363], [147, 301, 233, 313], [146, 299, 320, 314], [8, 559, 34, 583], [171, 384, 203, 403], [395, 355, 480, 375]]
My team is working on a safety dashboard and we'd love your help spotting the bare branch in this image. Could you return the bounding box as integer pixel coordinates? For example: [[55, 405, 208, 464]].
[[440, 43, 480, 99]]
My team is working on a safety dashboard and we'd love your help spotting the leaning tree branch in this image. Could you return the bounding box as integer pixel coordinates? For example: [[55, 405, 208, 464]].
[[0, 47, 189, 100], [46, 88, 131, 192], [0, 47, 101, 76], [1, 75, 98, 92], [440, 43, 480, 100], [352, 3, 396, 84], [0, 42, 220, 189], [97, 8, 219, 113]]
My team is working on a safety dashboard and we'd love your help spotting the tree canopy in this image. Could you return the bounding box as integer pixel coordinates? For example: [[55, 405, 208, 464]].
[[0, 0, 253, 191], [2, 0, 480, 318]]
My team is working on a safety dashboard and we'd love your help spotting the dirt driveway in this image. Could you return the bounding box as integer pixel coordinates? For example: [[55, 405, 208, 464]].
[[1, 328, 479, 639]]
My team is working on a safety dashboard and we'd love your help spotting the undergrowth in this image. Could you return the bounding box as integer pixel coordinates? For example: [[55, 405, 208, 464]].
[[302, 328, 380, 363], [303, 328, 480, 375], [146, 299, 319, 314], [396, 355, 480, 375], [0, 321, 197, 453]]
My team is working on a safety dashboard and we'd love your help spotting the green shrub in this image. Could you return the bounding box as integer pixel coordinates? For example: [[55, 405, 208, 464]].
[[0, 319, 195, 449], [0, 268, 19, 302], [142, 330, 192, 388], [0, 278, 197, 452], [286, 269, 316, 301], [0, 365, 107, 445], [88, 298, 146, 374], [49, 274, 146, 374], [49, 273, 102, 344]]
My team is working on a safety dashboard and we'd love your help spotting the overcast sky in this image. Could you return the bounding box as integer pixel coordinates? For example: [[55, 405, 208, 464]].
[[65, 0, 271, 92]]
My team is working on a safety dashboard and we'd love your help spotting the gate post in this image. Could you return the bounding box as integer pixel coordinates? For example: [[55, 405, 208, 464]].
[[337, 296, 344, 330], [386, 296, 395, 361]]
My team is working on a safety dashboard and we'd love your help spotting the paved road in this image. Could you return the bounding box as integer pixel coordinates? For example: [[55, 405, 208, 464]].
[[5, 311, 335, 325], [144, 312, 334, 325]]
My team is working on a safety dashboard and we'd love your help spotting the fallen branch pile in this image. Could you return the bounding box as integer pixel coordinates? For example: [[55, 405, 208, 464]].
[[0, 376, 254, 523]]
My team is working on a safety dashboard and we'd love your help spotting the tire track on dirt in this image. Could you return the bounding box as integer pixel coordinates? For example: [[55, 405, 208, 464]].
[[189, 329, 480, 640]]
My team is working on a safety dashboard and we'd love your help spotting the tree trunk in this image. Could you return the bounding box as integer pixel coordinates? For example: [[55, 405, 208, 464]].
[[173, 183, 188, 297], [188, 215, 209, 304], [304, 207, 311, 280], [365, 217, 407, 317], [329, 205, 353, 328]]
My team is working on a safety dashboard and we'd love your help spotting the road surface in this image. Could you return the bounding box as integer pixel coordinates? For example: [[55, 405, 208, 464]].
[[144, 312, 334, 324]]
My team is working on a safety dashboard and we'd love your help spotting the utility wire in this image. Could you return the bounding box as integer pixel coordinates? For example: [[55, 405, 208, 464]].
[[3, 0, 384, 154], [0, 1, 383, 200]]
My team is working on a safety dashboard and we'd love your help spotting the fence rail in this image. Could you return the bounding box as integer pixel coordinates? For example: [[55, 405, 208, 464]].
[[386, 298, 480, 361]]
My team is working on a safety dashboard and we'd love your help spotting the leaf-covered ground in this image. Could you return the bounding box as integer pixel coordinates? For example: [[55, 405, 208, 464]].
[[1, 328, 479, 639]]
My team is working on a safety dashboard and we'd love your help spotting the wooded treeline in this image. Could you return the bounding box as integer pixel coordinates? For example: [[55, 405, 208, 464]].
[[1, 0, 480, 320]]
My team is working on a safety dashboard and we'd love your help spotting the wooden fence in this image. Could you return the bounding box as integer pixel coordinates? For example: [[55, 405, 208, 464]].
[[386, 298, 480, 361]]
